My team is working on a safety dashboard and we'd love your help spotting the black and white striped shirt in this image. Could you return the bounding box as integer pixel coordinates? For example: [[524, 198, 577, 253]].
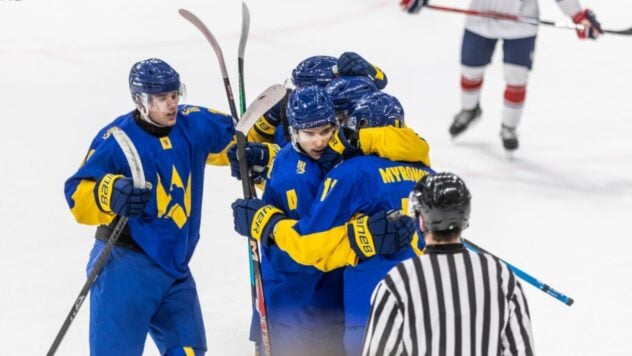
[[362, 243, 534, 356]]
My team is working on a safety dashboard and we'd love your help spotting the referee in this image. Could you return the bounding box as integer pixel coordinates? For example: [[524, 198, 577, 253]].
[[362, 172, 534, 356]]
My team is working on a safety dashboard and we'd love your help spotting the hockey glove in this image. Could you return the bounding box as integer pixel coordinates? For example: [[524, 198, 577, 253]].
[[337, 52, 388, 89], [400, 0, 429, 14], [232, 198, 286, 246], [249, 104, 283, 142], [572, 9, 603, 39], [94, 174, 151, 217], [347, 210, 416, 260], [227, 142, 279, 183], [318, 127, 361, 172]]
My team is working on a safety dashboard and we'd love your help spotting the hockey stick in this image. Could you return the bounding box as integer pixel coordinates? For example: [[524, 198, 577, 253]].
[[426, 4, 632, 35], [463, 238, 574, 306], [47, 128, 146, 356], [178, 8, 254, 198], [238, 2, 250, 115], [232, 84, 285, 356], [178, 9, 275, 355], [236, 5, 260, 352]]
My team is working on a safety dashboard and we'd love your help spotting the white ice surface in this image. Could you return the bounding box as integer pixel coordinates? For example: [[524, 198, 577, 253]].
[[1, 0, 631, 355]]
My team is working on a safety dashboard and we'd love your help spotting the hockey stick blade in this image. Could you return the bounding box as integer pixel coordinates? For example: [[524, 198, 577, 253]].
[[605, 26, 632, 35], [236, 84, 287, 134], [47, 128, 146, 355], [238, 3, 251, 114], [238, 3, 250, 62], [179, 8, 240, 125], [179, 9, 230, 82], [463, 239, 574, 306]]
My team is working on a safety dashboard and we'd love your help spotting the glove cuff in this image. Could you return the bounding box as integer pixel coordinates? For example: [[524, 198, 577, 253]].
[[347, 215, 376, 260], [328, 129, 359, 155], [328, 131, 350, 155], [263, 143, 280, 167], [252, 115, 278, 140], [94, 174, 124, 213], [251, 205, 285, 244]]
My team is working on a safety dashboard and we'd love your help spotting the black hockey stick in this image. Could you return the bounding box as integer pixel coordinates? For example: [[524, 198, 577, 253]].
[[47, 128, 146, 355], [238, 2, 250, 115], [426, 4, 632, 35], [463, 238, 574, 306], [179, 9, 277, 355], [178, 9, 254, 199]]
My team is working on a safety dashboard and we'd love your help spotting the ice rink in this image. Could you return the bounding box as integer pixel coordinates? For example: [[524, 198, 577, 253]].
[[1, 0, 631, 354]]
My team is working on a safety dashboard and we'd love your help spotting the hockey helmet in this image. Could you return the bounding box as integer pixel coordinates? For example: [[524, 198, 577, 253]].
[[291, 56, 338, 88], [409, 172, 471, 232], [129, 58, 181, 98], [286, 85, 336, 131], [345, 92, 404, 131], [325, 76, 379, 113]]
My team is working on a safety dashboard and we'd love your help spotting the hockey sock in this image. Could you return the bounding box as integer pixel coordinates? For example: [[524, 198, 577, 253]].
[[460, 65, 485, 110]]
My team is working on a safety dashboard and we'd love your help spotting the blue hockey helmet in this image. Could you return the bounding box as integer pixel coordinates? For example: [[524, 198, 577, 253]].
[[129, 58, 181, 98], [291, 56, 338, 88], [325, 76, 379, 113], [409, 172, 471, 233], [345, 92, 405, 131], [286, 85, 336, 131]]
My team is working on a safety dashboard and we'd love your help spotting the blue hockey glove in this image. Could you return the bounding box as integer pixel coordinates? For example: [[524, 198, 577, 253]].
[[572, 9, 603, 39], [337, 52, 376, 78], [318, 128, 361, 172], [227, 142, 279, 183], [232, 198, 286, 246], [94, 174, 151, 217], [400, 0, 429, 14], [337, 52, 388, 89], [347, 210, 415, 260]]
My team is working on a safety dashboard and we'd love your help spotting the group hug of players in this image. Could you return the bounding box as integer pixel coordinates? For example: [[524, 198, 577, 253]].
[[63, 52, 445, 356], [229, 52, 435, 356]]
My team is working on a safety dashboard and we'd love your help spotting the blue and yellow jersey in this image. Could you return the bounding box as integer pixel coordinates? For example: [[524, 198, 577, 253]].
[[273, 156, 433, 271], [258, 144, 344, 329], [64, 105, 234, 279], [271, 155, 434, 333], [358, 126, 431, 168], [262, 145, 323, 218]]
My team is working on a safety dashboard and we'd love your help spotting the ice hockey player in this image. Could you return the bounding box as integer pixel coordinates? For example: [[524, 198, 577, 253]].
[[237, 85, 347, 356], [232, 91, 434, 356], [401, 0, 602, 153], [64, 58, 235, 356]]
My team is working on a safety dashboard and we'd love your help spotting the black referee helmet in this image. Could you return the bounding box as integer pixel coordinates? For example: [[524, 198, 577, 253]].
[[409, 172, 471, 232]]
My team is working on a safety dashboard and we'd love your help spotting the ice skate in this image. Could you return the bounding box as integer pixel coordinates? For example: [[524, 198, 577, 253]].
[[449, 105, 482, 138], [500, 124, 519, 158]]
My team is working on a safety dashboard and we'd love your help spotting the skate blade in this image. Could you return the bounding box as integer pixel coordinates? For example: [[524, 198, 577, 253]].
[[505, 150, 515, 160]]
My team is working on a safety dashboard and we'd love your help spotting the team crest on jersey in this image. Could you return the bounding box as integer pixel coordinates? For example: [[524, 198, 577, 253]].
[[296, 160, 306, 174], [182, 106, 201, 115], [155, 166, 191, 229]]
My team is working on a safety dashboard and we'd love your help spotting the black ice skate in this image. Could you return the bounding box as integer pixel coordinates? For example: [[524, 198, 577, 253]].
[[449, 105, 482, 137], [500, 125, 519, 151]]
